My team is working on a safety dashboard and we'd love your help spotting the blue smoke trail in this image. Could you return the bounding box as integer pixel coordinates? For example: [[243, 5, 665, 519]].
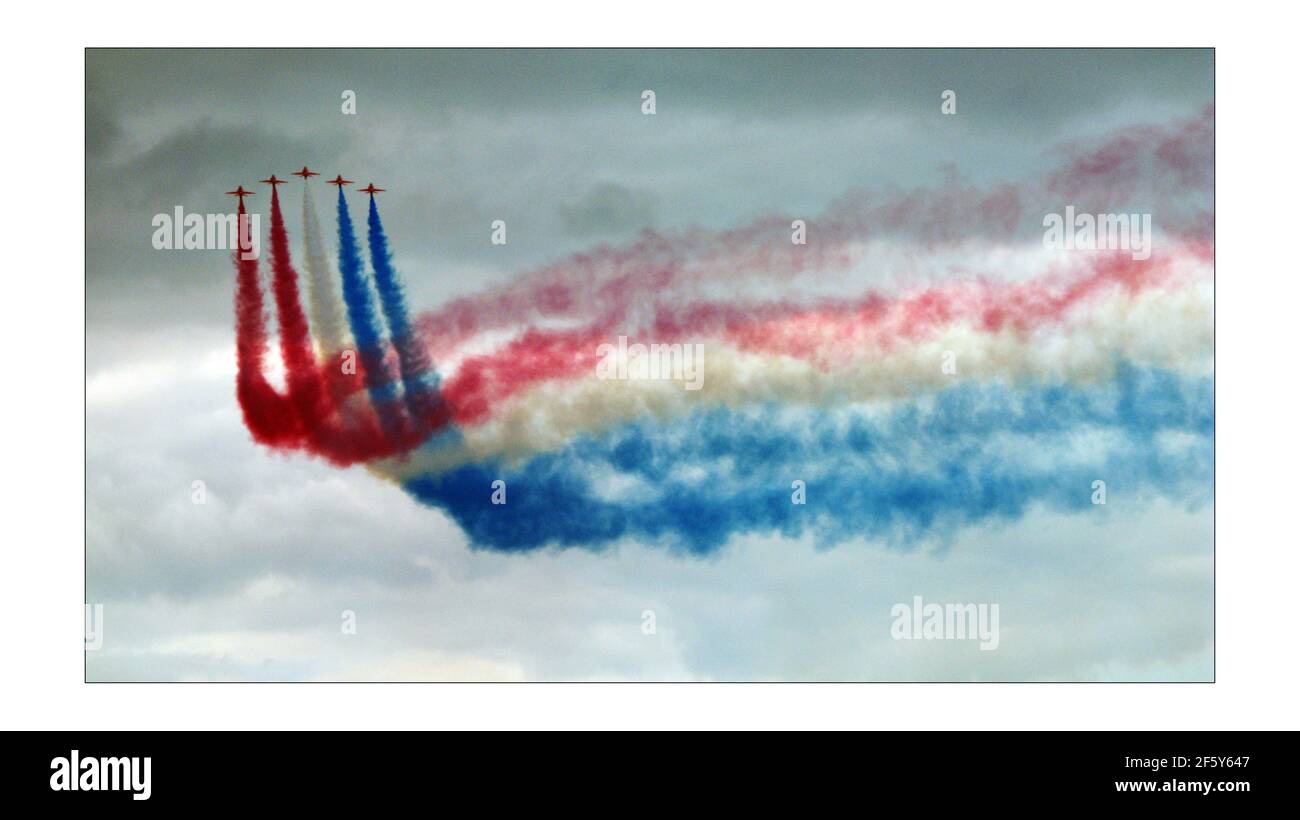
[[336, 188, 404, 434], [365, 196, 444, 424], [404, 365, 1213, 554]]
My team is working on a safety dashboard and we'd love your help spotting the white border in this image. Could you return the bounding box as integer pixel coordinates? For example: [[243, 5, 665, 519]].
[[6, 1, 1298, 730]]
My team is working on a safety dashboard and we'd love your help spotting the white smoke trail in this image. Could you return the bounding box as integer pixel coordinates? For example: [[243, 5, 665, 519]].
[[377, 270, 1212, 482], [301, 181, 348, 357]]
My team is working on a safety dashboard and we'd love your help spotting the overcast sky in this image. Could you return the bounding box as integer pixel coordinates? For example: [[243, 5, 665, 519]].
[[86, 49, 1213, 681]]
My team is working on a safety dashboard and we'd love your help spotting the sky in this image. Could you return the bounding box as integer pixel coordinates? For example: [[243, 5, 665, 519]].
[[86, 48, 1213, 681]]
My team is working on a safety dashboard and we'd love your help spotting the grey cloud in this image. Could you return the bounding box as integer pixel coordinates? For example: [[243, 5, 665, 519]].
[[559, 182, 658, 238], [88, 49, 1212, 128]]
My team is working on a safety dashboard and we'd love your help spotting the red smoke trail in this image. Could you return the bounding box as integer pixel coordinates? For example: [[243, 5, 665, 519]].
[[433, 244, 1204, 424], [236, 109, 1212, 451], [443, 320, 620, 424], [413, 107, 1213, 358], [233, 200, 303, 448], [264, 188, 445, 466], [266, 187, 333, 443], [716, 248, 1193, 364], [229, 190, 423, 464]]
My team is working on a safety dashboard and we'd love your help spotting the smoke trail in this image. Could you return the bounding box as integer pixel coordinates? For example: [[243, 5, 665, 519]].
[[267, 187, 334, 445], [380, 274, 1212, 482], [233, 199, 302, 447], [365, 196, 446, 427], [300, 181, 347, 358], [335, 187, 408, 438], [229, 187, 448, 466], [227, 109, 1214, 558], [431, 246, 1204, 429], [403, 366, 1212, 553], [259, 187, 417, 466], [411, 107, 1214, 358]]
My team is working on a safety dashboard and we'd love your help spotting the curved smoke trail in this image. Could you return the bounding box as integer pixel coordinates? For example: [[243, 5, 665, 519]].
[[412, 107, 1213, 360], [267, 186, 333, 447], [404, 365, 1212, 553], [233, 199, 302, 448], [364, 196, 446, 428], [300, 181, 347, 359], [334, 187, 409, 440], [231, 106, 1213, 555], [232, 188, 445, 466]]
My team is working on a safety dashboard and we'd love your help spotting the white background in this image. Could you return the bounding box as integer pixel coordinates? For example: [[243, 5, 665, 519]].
[[3, 0, 1296, 729]]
